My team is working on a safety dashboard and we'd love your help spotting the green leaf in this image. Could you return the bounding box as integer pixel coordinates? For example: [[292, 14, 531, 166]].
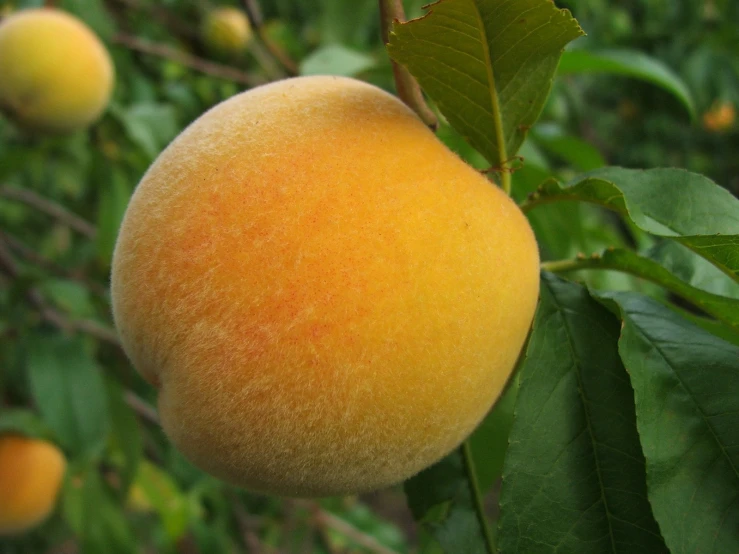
[[96, 168, 132, 266], [558, 49, 696, 119], [530, 125, 605, 171], [131, 460, 190, 544], [0, 409, 53, 440], [387, 0, 584, 166], [548, 248, 739, 335], [468, 373, 519, 492], [646, 241, 739, 300], [62, 467, 137, 554], [300, 44, 376, 77], [498, 273, 667, 554], [106, 379, 142, 495], [59, 0, 116, 41], [522, 168, 739, 282], [26, 334, 109, 455], [39, 279, 95, 319], [111, 103, 179, 160], [593, 292, 739, 554], [405, 449, 490, 554]]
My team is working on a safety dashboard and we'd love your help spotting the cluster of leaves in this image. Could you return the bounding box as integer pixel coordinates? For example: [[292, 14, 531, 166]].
[[0, 0, 737, 553]]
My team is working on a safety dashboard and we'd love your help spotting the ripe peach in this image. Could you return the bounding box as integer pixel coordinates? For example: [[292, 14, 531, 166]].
[[111, 76, 540, 497], [0, 8, 114, 133], [201, 7, 251, 55], [0, 435, 66, 535]]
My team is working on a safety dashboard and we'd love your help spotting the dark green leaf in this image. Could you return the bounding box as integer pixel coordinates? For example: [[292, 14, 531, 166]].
[[551, 248, 739, 335], [558, 50, 696, 119], [498, 273, 667, 554], [62, 467, 137, 554], [405, 450, 488, 554], [523, 168, 739, 281], [530, 125, 605, 171], [594, 292, 739, 554], [96, 168, 132, 266], [0, 408, 53, 440], [388, 0, 583, 166], [106, 379, 142, 495], [468, 373, 519, 492], [26, 334, 109, 455]]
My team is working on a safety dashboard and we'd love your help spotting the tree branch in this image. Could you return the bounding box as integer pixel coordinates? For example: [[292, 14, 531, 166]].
[[239, 0, 298, 76], [0, 185, 96, 238], [379, 0, 438, 130], [113, 33, 265, 87]]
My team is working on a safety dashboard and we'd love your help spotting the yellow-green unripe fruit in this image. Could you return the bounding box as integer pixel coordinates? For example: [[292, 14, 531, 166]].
[[111, 76, 540, 497], [0, 8, 114, 133], [0, 436, 67, 535], [201, 7, 251, 55]]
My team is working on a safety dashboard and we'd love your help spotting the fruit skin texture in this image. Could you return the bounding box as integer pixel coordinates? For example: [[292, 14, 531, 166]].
[[0, 435, 67, 535], [201, 7, 251, 55], [0, 8, 114, 133], [111, 76, 540, 497]]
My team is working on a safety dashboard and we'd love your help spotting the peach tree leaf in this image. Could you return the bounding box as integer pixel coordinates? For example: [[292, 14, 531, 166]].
[[387, 0, 584, 167], [594, 292, 739, 554], [498, 273, 667, 554], [522, 168, 739, 283]]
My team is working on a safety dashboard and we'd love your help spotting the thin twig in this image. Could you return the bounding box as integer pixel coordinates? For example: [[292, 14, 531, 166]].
[[295, 500, 401, 554], [113, 33, 265, 87], [239, 0, 298, 76], [379, 0, 438, 130], [124, 391, 160, 425], [2, 232, 108, 297], [109, 0, 198, 41], [0, 185, 96, 238], [0, 237, 159, 424]]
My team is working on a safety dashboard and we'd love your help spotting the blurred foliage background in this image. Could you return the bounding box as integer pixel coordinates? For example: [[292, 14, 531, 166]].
[[0, 0, 736, 552]]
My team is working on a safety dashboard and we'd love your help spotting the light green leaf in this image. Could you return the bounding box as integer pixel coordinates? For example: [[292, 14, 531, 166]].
[[558, 49, 695, 119], [405, 448, 491, 554], [547, 248, 739, 335], [594, 292, 739, 554], [522, 168, 739, 282], [300, 44, 376, 77], [498, 273, 667, 554], [131, 460, 190, 543], [531, 124, 605, 171], [388, 0, 584, 166], [26, 334, 109, 455]]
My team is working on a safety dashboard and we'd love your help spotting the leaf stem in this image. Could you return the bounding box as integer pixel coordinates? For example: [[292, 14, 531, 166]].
[[461, 440, 496, 554], [239, 0, 298, 76], [379, 0, 438, 130], [541, 255, 739, 331]]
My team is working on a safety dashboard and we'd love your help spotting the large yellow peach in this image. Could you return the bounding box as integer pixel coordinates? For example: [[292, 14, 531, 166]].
[[111, 76, 540, 497], [0, 435, 66, 535], [201, 7, 251, 55], [0, 8, 114, 133]]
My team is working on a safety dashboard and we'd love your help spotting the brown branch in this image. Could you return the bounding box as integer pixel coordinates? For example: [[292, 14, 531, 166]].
[[109, 0, 198, 42], [379, 0, 438, 130], [0, 236, 159, 425], [124, 391, 160, 425], [239, 0, 298, 76], [112, 33, 265, 87], [0, 185, 96, 238], [2, 232, 108, 297], [295, 500, 401, 554]]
